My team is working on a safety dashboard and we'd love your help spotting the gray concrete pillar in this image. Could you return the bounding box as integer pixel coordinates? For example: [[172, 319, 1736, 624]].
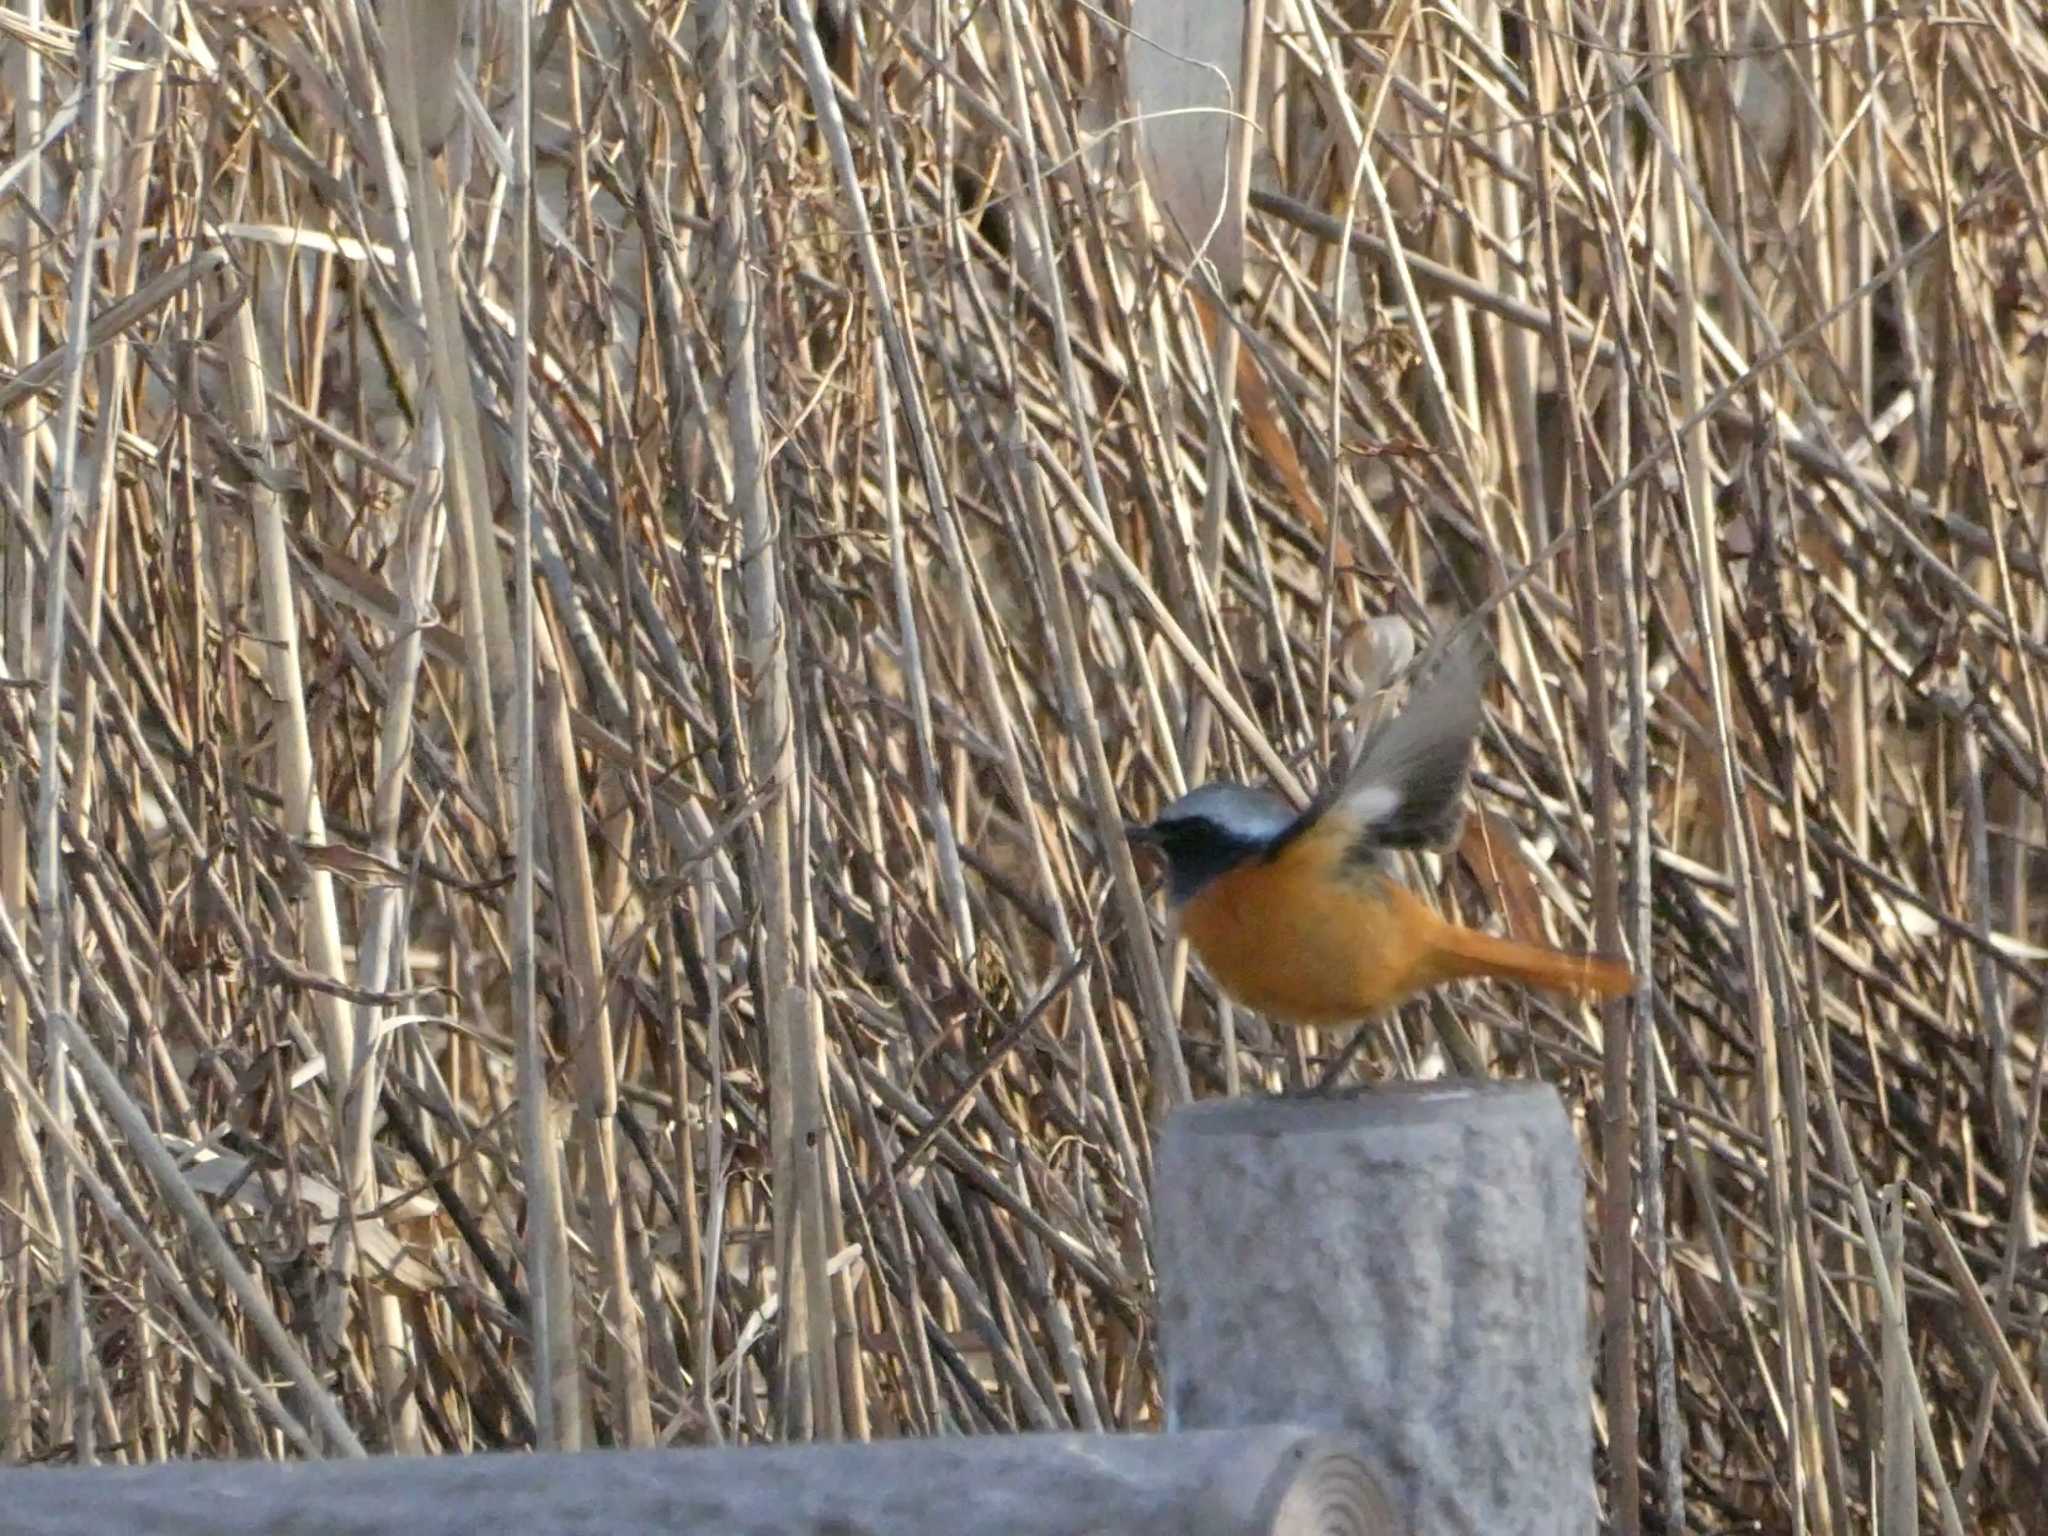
[[1155, 1081, 1595, 1535]]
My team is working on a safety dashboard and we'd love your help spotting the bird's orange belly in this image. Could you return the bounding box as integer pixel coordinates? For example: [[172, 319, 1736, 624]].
[[1176, 858, 1431, 1024]]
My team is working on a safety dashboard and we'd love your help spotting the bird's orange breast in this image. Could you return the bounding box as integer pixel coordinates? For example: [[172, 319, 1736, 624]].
[[1175, 826, 1441, 1023]]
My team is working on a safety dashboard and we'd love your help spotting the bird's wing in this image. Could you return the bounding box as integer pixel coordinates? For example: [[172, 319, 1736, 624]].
[[1326, 636, 1484, 855]]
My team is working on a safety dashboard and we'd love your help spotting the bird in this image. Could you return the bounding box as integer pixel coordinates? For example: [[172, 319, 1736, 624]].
[[1126, 640, 1633, 1026]]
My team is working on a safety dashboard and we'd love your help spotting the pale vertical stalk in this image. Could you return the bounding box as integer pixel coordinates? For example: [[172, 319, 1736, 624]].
[[1814, 0, 1857, 413], [60, 0, 175, 1458], [67, 0, 160, 836], [1839, 0, 1874, 871], [695, 864, 726, 1442], [872, 342, 975, 969], [68, 0, 175, 829], [1878, 1189, 1917, 1536], [1645, 0, 1792, 1521], [1961, 729, 2025, 1192], [500, 0, 573, 1452], [539, 670, 653, 1446], [0, 0, 46, 1460], [792, 759, 849, 1436], [1698, 63, 1836, 1511], [345, 427, 446, 1455], [1530, 13, 1630, 1526], [353, 0, 509, 813], [359, 0, 470, 1450], [1483, 0, 1544, 552], [1184, 0, 1263, 756], [224, 283, 364, 1346], [35, 0, 118, 1458], [1775, 625, 1847, 1534], [1831, 176, 1871, 871], [1595, 1, 1680, 1516], [706, 0, 826, 1437], [1627, 560, 1682, 1534]]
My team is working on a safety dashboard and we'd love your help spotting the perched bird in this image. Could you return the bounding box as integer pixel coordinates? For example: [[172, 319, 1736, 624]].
[[1126, 641, 1633, 1025]]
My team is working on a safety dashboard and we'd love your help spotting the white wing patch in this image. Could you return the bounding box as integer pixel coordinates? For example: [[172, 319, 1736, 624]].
[[1332, 639, 1484, 851], [1345, 783, 1400, 827]]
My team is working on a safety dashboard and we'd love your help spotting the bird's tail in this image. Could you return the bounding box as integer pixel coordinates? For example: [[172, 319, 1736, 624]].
[[1425, 922, 1634, 999]]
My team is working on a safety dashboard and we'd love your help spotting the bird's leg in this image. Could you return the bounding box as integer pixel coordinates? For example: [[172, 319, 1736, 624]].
[[1290, 1020, 1372, 1096]]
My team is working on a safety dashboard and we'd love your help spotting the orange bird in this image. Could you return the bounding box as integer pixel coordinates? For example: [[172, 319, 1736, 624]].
[[1126, 642, 1632, 1025]]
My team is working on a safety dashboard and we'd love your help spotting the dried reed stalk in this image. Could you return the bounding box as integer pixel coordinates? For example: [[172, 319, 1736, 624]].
[[0, 1, 2043, 1530]]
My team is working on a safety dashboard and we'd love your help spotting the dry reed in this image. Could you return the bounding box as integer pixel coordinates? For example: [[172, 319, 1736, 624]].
[[1, 0, 2044, 1531]]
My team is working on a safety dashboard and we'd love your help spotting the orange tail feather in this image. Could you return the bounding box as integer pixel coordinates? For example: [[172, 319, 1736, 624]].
[[1426, 923, 1634, 999]]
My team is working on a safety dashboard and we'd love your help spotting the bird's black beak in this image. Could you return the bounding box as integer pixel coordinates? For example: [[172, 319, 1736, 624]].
[[1123, 821, 1159, 848]]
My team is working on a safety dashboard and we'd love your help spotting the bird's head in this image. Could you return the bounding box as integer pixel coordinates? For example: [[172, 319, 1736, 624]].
[[1125, 783, 1298, 904]]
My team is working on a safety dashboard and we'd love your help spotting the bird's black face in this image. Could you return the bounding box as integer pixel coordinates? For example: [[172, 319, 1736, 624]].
[[1127, 814, 1270, 904]]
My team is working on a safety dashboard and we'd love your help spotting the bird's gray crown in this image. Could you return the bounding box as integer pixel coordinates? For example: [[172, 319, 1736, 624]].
[[1150, 783, 1296, 842]]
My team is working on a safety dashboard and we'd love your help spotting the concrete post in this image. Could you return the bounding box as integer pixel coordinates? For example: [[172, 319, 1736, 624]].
[[1154, 1081, 1595, 1535], [4, 1424, 1394, 1535]]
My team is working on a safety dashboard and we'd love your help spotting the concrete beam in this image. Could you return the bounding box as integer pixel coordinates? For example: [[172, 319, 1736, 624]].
[[6, 1423, 1393, 1535]]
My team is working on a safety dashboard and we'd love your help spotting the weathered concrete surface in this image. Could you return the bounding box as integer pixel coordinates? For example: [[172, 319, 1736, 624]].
[[1155, 1081, 1594, 1536], [2, 1424, 1393, 1535]]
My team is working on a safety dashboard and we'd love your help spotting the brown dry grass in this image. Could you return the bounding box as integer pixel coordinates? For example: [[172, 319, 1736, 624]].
[[2, 0, 2045, 1530]]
